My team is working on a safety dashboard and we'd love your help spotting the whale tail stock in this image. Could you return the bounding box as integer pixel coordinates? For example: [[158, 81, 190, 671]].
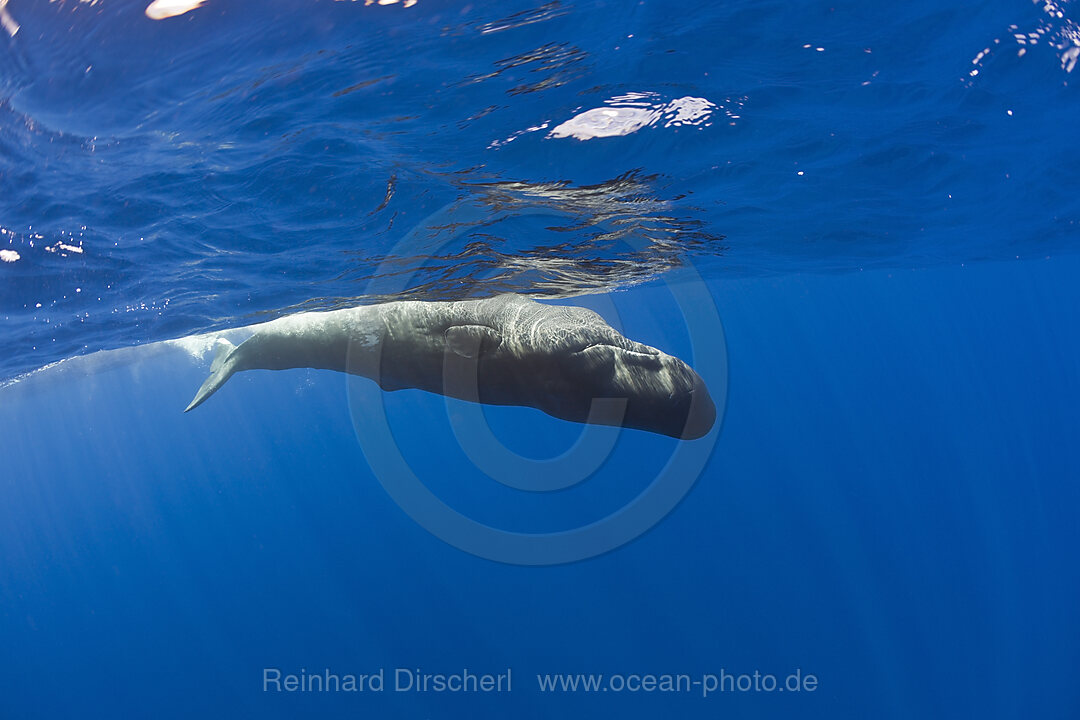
[[184, 338, 240, 412]]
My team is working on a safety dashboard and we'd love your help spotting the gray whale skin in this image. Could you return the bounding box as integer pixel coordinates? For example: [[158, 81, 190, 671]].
[[185, 294, 715, 440]]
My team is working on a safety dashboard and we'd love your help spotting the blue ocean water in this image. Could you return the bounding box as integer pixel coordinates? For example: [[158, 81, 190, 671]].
[[2, 0, 1079, 718]]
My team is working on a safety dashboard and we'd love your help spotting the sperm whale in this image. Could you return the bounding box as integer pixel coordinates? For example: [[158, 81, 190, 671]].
[[185, 294, 715, 439]]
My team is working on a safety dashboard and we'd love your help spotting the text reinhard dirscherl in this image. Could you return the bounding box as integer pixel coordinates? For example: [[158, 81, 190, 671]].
[[263, 668, 512, 694], [262, 668, 819, 698]]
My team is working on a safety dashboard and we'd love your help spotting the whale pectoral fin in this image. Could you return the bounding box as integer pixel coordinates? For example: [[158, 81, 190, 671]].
[[184, 338, 240, 412], [209, 338, 235, 374], [445, 325, 502, 359]]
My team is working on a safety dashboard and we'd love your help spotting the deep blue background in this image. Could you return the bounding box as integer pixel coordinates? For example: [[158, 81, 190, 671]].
[[2, 0, 1079, 718]]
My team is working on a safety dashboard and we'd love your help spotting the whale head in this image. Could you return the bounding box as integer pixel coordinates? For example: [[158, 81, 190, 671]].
[[560, 341, 715, 440], [497, 303, 716, 440]]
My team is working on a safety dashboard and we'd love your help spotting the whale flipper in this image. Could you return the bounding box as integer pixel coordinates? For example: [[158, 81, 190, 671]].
[[184, 338, 239, 412]]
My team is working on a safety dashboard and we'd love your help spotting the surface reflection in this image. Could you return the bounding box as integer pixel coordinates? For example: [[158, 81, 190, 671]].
[[277, 171, 723, 313], [550, 93, 720, 140]]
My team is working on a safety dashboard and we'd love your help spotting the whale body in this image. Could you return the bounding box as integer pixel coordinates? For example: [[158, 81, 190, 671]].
[[185, 294, 715, 440]]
